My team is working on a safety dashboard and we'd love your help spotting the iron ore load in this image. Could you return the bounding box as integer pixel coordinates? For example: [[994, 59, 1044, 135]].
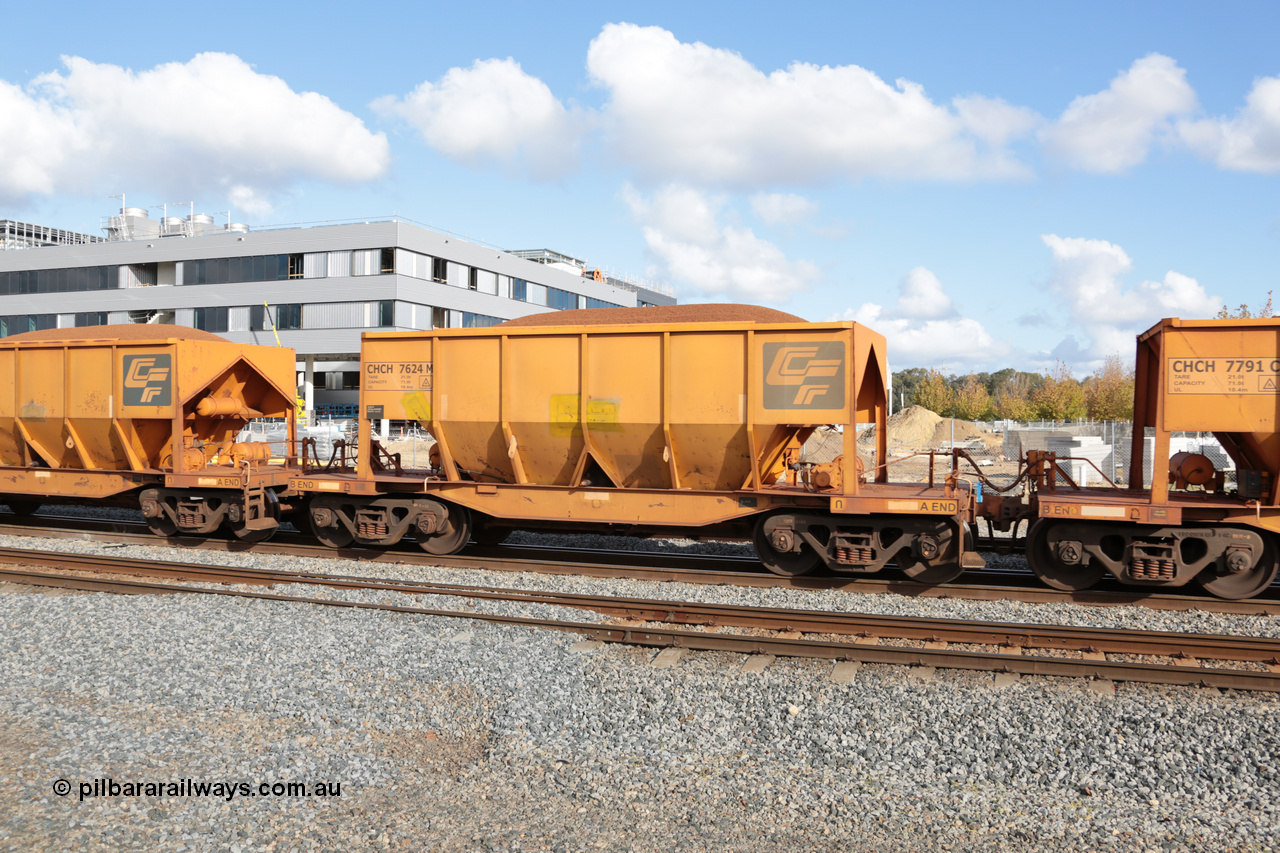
[[1, 309, 1278, 600]]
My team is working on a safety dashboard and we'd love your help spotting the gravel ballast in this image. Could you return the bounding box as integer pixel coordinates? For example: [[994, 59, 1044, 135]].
[[1, 524, 1278, 851]]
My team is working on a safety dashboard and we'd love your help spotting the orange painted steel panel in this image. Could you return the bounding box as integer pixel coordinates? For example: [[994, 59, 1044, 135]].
[[361, 319, 888, 499], [0, 326, 297, 499], [0, 351, 16, 465], [1135, 317, 1280, 506]]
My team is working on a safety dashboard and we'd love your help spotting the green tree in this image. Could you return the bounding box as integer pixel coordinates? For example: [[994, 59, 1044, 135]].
[[951, 375, 994, 420], [1084, 354, 1134, 420], [913, 369, 954, 416], [983, 368, 1017, 397], [1217, 291, 1274, 319], [890, 367, 932, 411], [993, 373, 1038, 420], [1031, 362, 1086, 421]]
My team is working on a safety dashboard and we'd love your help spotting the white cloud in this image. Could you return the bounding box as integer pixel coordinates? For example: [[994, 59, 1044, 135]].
[[374, 58, 582, 179], [624, 184, 819, 303], [1041, 234, 1221, 358], [895, 266, 954, 319], [838, 268, 1008, 369], [749, 192, 817, 226], [228, 185, 273, 219], [0, 53, 389, 212], [1179, 74, 1280, 173], [953, 95, 1042, 148], [0, 79, 84, 197], [587, 23, 1033, 186], [1039, 54, 1197, 173]]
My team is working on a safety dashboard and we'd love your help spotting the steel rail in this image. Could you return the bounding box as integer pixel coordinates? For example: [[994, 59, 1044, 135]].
[[2, 515, 1278, 615], [2, 548, 1278, 664], [3, 564, 1277, 692]]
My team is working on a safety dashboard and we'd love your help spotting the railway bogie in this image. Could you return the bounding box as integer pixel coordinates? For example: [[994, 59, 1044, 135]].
[[754, 510, 969, 583], [7, 312, 1280, 602], [305, 494, 473, 553], [0, 325, 297, 542], [1025, 518, 1279, 599]]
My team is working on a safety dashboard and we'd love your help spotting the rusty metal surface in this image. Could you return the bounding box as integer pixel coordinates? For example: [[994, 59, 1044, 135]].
[[2, 513, 1278, 615], [2, 562, 1277, 693], [360, 320, 886, 497], [2, 546, 1277, 664]]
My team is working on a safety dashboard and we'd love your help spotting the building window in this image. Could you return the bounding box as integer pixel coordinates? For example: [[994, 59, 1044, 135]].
[[288, 254, 304, 280], [377, 300, 395, 327], [74, 312, 107, 326], [431, 306, 448, 329], [546, 287, 578, 311], [380, 248, 395, 274], [468, 268, 478, 291], [0, 265, 117, 295], [462, 312, 501, 328], [432, 257, 448, 283], [277, 303, 302, 330], [510, 278, 528, 302], [585, 297, 622, 310], [182, 255, 288, 286], [341, 371, 361, 390], [0, 314, 56, 336], [194, 307, 229, 333]]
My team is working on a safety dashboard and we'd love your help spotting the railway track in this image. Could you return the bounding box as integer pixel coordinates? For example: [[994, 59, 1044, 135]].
[[2, 546, 1278, 692], [3, 511, 1278, 615]]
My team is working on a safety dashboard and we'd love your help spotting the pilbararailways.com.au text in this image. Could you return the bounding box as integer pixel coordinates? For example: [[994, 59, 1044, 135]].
[[53, 778, 342, 802]]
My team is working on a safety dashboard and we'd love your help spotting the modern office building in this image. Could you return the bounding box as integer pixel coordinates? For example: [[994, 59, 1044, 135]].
[[0, 208, 675, 416]]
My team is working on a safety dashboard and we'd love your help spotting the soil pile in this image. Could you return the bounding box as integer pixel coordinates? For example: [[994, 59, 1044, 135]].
[[929, 418, 985, 445], [498, 303, 805, 328], [802, 426, 843, 463], [4, 324, 228, 343], [381, 435, 436, 459], [859, 407, 995, 451], [861, 406, 943, 449]]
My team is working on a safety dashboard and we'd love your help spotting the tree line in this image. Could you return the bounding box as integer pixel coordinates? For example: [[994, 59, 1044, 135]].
[[891, 355, 1135, 422], [887, 295, 1275, 422]]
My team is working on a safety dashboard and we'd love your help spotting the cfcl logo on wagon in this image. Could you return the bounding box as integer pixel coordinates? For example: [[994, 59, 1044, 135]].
[[122, 354, 172, 406], [762, 342, 845, 409]]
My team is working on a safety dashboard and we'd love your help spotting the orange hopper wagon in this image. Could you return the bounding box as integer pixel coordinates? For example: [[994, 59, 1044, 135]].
[[0, 325, 297, 541]]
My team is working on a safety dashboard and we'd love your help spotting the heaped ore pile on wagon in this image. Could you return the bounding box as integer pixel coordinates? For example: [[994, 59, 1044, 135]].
[[292, 304, 984, 579], [0, 325, 297, 540]]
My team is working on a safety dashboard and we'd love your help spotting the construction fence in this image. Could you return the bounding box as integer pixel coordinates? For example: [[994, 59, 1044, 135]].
[[840, 407, 1231, 491], [240, 410, 1231, 492]]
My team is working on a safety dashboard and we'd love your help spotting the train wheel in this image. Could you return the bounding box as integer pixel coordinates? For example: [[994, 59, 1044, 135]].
[[753, 513, 821, 577], [228, 491, 280, 543], [418, 503, 472, 556], [309, 498, 354, 549], [898, 548, 964, 585], [146, 515, 178, 537], [139, 491, 177, 537], [1026, 520, 1105, 591], [5, 499, 42, 517], [1197, 537, 1279, 600]]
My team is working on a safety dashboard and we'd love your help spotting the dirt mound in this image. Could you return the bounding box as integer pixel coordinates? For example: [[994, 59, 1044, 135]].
[[930, 418, 985, 445], [497, 303, 806, 328], [864, 406, 943, 448], [382, 435, 435, 458], [859, 407, 992, 450], [3, 324, 228, 343], [802, 426, 843, 463]]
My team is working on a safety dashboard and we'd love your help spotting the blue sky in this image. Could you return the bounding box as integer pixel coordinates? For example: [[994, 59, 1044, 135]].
[[2, 2, 1277, 373]]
